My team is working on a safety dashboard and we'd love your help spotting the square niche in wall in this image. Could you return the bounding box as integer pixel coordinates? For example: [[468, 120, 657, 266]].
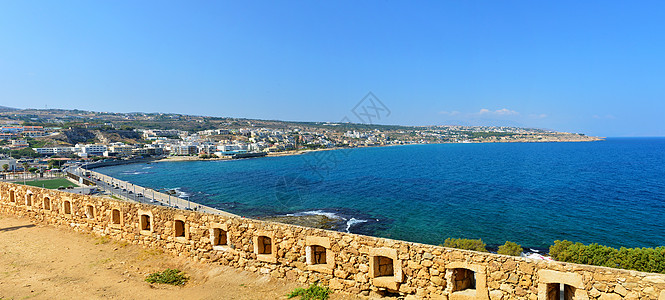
[[110, 208, 123, 229], [369, 247, 403, 291], [43, 197, 51, 211], [138, 209, 154, 235], [173, 215, 189, 242], [63, 199, 73, 215], [537, 269, 586, 300], [445, 262, 489, 300], [253, 231, 277, 263], [305, 236, 335, 274], [85, 204, 95, 219], [210, 222, 230, 251]]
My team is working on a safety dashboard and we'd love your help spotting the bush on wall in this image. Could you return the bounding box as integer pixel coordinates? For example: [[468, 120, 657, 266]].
[[550, 240, 665, 274], [498, 241, 523, 256], [443, 238, 488, 252]]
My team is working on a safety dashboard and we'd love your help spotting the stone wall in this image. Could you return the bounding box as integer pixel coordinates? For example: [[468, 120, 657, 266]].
[[1, 181, 664, 300]]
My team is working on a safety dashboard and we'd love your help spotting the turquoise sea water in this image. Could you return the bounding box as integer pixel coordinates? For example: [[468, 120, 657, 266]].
[[97, 138, 665, 250]]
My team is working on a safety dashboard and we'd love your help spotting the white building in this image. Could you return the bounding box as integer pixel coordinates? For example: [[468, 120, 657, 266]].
[[0, 158, 17, 171], [75, 144, 108, 156], [141, 129, 185, 140], [33, 147, 76, 156], [10, 140, 29, 148], [219, 143, 250, 152], [171, 145, 197, 156], [108, 144, 136, 156]]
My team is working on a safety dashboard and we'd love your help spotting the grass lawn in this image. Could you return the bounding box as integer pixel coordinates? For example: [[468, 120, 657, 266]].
[[23, 178, 78, 189]]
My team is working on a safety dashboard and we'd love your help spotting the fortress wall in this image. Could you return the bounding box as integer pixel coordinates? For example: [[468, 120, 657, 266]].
[[1, 181, 664, 300]]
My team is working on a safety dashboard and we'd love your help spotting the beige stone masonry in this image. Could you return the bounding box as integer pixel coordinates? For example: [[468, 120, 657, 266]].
[[1, 181, 665, 300]]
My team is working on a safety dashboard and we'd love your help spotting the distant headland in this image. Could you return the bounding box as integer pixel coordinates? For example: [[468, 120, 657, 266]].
[[0, 107, 601, 164]]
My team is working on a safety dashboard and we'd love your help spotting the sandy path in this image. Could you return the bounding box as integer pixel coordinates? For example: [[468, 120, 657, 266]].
[[0, 215, 358, 300]]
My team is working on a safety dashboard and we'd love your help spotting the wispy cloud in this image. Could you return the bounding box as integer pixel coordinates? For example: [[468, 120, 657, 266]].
[[477, 108, 519, 116], [438, 110, 461, 116], [437, 107, 550, 127]]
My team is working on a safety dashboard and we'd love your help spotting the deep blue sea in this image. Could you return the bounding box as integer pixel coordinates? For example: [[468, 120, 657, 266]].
[[97, 138, 665, 250]]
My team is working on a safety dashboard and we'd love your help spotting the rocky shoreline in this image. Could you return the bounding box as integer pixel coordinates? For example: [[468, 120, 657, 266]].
[[260, 214, 341, 230]]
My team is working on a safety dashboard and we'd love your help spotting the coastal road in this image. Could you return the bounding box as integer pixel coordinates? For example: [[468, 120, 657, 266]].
[[67, 167, 236, 217]]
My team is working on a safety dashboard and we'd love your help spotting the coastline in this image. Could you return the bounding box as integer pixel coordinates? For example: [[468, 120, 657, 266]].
[[82, 137, 665, 262], [89, 137, 665, 252], [154, 136, 605, 163], [99, 138, 609, 225]]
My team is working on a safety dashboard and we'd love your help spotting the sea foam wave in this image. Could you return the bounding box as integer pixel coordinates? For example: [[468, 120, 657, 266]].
[[172, 187, 190, 198], [345, 218, 368, 233], [285, 210, 370, 233], [286, 210, 342, 220], [122, 171, 150, 175]]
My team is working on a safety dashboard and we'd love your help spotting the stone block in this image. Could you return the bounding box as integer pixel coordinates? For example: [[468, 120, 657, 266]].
[[644, 286, 658, 297], [613, 284, 628, 297], [598, 293, 622, 300], [489, 290, 503, 300]]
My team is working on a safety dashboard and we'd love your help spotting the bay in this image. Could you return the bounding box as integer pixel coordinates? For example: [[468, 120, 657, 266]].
[[97, 138, 665, 249]]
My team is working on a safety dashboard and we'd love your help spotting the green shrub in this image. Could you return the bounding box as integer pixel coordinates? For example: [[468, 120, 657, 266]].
[[145, 269, 189, 286], [443, 238, 488, 252], [287, 282, 331, 300], [549, 240, 665, 274], [498, 241, 523, 256]]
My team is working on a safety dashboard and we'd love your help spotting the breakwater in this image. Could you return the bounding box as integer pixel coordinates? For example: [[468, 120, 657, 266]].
[[2, 181, 664, 299], [82, 157, 159, 169]]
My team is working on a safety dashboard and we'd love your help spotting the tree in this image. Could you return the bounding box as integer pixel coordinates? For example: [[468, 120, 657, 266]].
[[497, 241, 523, 256], [10, 148, 40, 159], [47, 159, 57, 169], [548, 240, 665, 273], [443, 238, 488, 252], [2, 164, 8, 172]]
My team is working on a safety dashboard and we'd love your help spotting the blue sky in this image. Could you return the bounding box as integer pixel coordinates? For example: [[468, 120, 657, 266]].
[[1, 1, 664, 137]]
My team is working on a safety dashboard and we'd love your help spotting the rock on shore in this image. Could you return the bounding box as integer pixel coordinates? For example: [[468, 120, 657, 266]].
[[261, 214, 339, 230]]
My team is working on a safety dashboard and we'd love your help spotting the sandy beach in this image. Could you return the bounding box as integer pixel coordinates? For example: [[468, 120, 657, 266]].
[[154, 148, 325, 162]]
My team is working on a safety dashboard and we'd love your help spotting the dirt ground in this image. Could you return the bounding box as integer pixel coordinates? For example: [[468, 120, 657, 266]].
[[0, 215, 358, 300]]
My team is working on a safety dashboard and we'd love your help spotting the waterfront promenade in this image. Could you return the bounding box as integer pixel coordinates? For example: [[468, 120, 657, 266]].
[[67, 167, 236, 218]]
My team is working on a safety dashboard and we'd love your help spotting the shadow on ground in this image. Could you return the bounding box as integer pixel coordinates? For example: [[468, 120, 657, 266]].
[[0, 224, 36, 232]]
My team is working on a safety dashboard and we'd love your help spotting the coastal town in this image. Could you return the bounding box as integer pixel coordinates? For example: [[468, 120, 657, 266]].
[[3, 1, 664, 299], [0, 107, 601, 172]]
